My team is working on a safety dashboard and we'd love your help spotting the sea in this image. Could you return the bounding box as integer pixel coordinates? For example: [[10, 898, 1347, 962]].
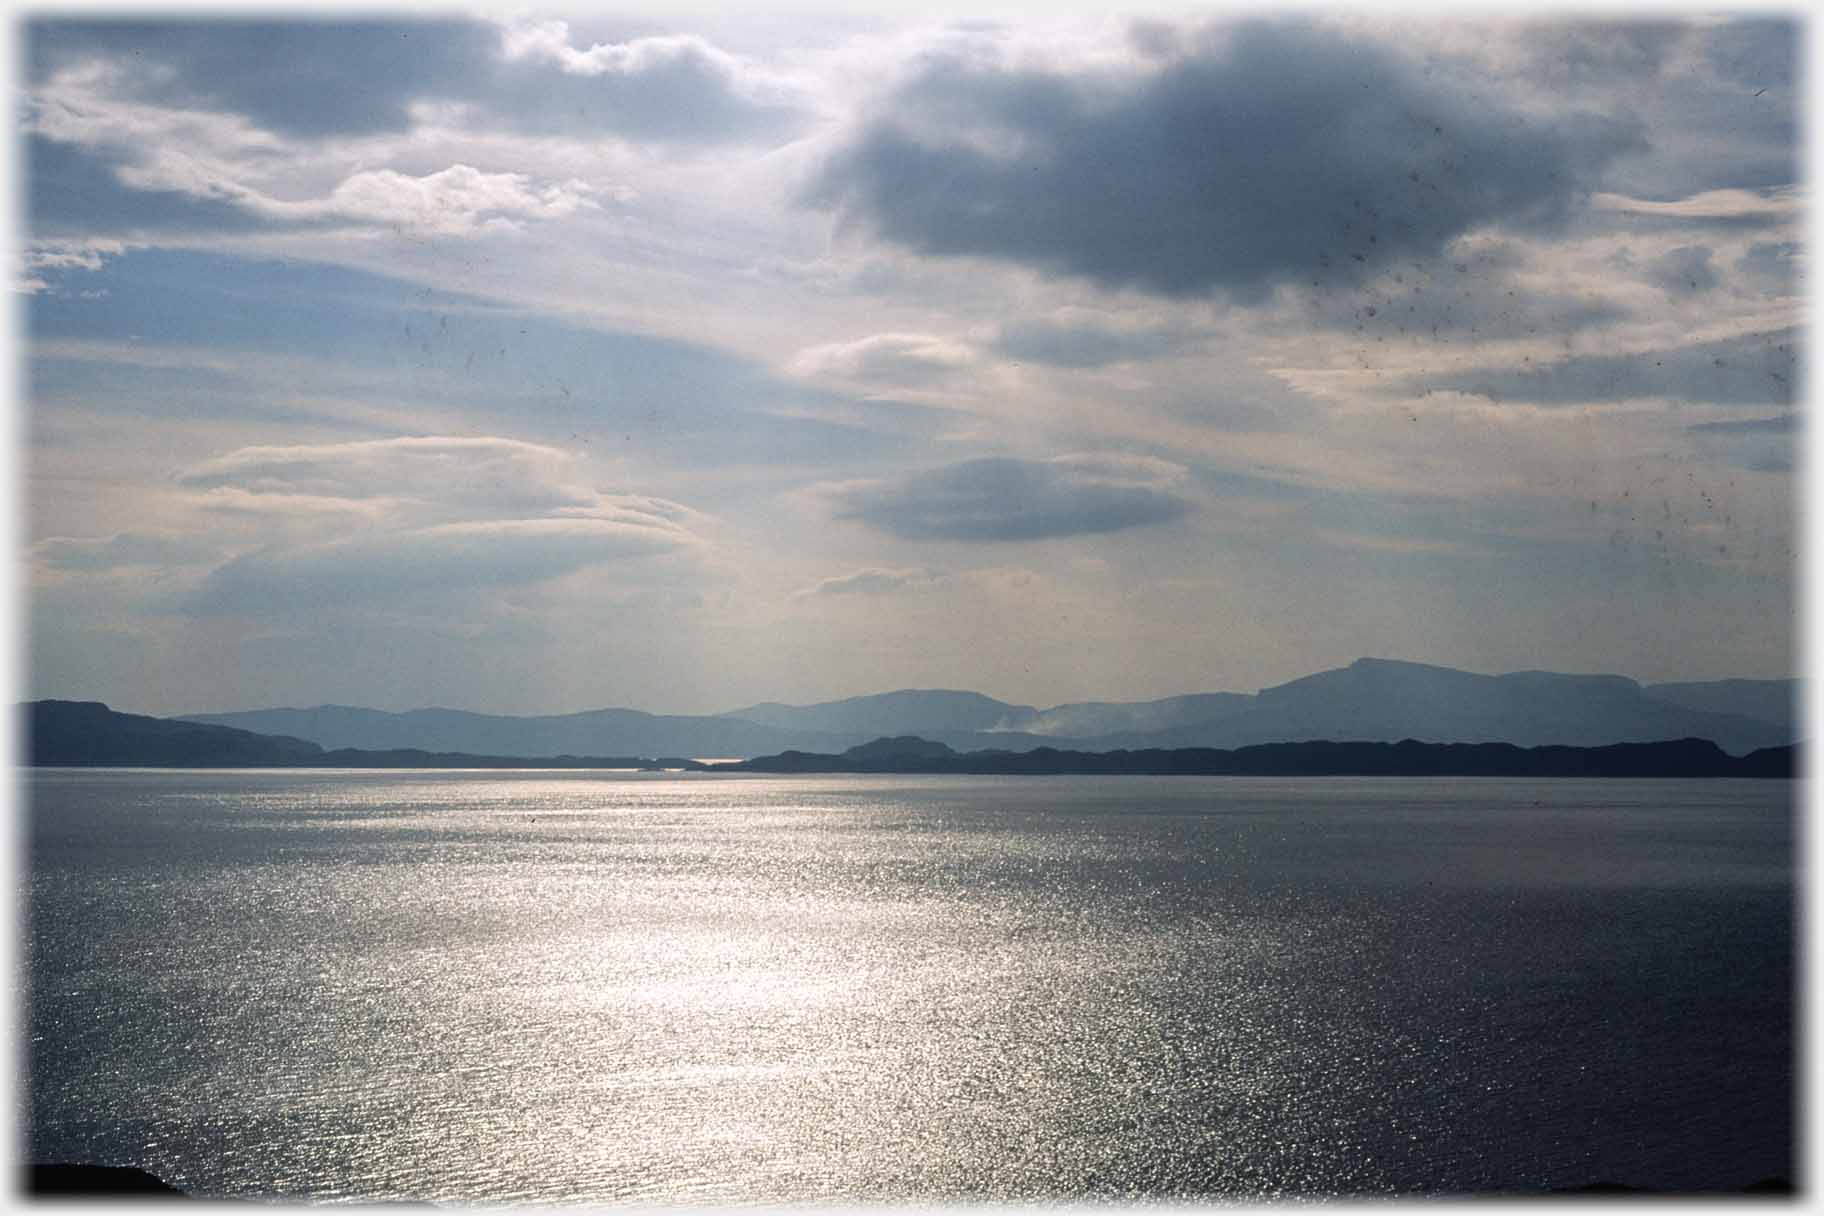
[[21, 769, 1795, 1202]]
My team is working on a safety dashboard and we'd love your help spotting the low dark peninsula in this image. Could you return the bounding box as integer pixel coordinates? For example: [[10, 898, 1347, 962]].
[[25, 701, 709, 771], [718, 736, 1798, 779]]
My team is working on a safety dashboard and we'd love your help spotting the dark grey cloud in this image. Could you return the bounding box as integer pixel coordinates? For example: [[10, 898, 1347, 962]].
[[1513, 21, 1691, 87], [1737, 241, 1799, 292], [1703, 17, 1797, 93], [1643, 245, 1718, 295], [1686, 412, 1796, 474], [1404, 326, 1797, 406], [1686, 413, 1796, 435], [26, 17, 807, 145], [28, 19, 499, 138], [805, 19, 1641, 298], [483, 39, 805, 144], [833, 455, 1195, 542], [991, 316, 1200, 368], [1599, 17, 1797, 198], [1292, 251, 1626, 342]]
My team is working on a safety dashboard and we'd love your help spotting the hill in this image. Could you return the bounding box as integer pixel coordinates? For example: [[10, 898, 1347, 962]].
[[1091, 659, 1792, 756], [28, 700, 324, 766], [729, 736, 1797, 779], [177, 704, 857, 760], [174, 659, 1800, 759], [24, 701, 705, 770]]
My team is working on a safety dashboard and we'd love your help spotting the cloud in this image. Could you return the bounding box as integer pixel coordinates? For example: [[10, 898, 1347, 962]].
[[31, 531, 220, 574], [25, 53, 602, 238], [831, 454, 1195, 542], [1284, 238, 1627, 342], [795, 567, 945, 598], [488, 19, 808, 142], [286, 165, 599, 235], [38, 118, 593, 237], [805, 19, 1640, 298], [1398, 326, 1797, 407], [991, 311, 1201, 368], [22, 238, 128, 274], [192, 517, 693, 615], [26, 16, 808, 147], [1736, 241, 1799, 293], [25, 135, 269, 238], [1686, 413, 1795, 435], [1503, 19, 1692, 87], [174, 436, 707, 615], [1591, 187, 1798, 226], [789, 332, 976, 388], [1642, 244, 1718, 295], [175, 437, 597, 516], [27, 18, 500, 137], [1686, 412, 1797, 474]]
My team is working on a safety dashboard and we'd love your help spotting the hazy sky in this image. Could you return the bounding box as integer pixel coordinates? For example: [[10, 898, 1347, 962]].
[[19, 8, 1802, 716]]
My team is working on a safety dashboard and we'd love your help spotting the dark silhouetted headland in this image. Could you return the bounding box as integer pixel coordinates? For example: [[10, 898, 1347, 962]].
[[722, 736, 1797, 778], [25, 701, 708, 771]]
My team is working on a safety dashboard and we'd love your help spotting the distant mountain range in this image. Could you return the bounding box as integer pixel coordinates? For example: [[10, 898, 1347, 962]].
[[23, 702, 1796, 779], [176, 658, 1799, 759]]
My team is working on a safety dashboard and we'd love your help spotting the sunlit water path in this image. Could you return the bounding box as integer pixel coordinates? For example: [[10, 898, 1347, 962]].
[[25, 770, 1793, 1201]]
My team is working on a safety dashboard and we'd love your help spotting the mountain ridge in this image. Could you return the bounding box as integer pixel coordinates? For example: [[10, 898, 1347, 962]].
[[171, 657, 1800, 760]]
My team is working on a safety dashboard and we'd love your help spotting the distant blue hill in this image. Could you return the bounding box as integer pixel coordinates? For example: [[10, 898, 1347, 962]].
[[1084, 659, 1794, 757], [176, 658, 1800, 759], [1644, 678, 1798, 736]]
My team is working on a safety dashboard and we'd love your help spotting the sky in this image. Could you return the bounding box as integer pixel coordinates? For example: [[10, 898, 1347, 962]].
[[15, 6, 1805, 717]]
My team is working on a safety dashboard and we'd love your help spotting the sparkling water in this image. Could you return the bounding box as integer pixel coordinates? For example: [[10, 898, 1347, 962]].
[[23, 769, 1794, 1201]]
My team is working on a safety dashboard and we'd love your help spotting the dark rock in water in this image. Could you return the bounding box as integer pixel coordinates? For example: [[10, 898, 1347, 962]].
[[1743, 1177, 1796, 1194], [26, 1163, 185, 1197]]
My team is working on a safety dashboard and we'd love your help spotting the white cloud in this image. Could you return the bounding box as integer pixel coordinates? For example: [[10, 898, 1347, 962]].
[[24, 237, 129, 273], [305, 165, 599, 234], [175, 436, 595, 514], [501, 21, 743, 80], [794, 566, 944, 598], [1591, 187, 1800, 222], [172, 436, 708, 615], [28, 62, 600, 237], [13, 238, 132, 293], [789, 332, 976, 389]]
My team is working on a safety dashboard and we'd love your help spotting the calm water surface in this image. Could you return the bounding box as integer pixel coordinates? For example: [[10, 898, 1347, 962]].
[[24, 770, 1794, 1201]]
